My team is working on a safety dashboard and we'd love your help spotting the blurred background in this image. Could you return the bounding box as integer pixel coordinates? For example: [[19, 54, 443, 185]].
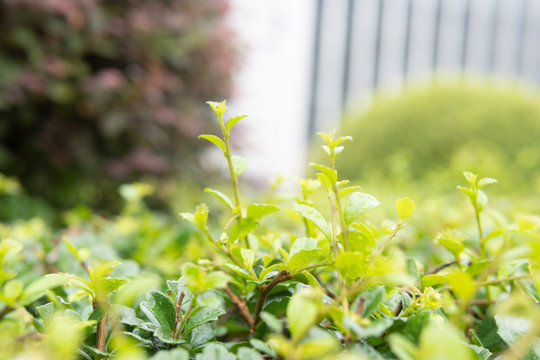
[[1, 0, 540, 224]]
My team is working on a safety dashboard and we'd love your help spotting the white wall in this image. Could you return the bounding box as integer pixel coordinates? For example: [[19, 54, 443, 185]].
[[227, 0, 314, 182]]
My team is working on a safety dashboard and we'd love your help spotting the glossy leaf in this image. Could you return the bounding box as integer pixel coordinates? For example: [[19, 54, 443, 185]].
[[140, 291, 176, 333], [183, 307, 225, 336], [344, 193, 381, 225], [292, 204, 332, 242], [199, 135, 225, 152]]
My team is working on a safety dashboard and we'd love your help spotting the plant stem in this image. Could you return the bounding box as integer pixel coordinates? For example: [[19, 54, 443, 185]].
[[253, 270, 292, 329], [203, 227, 242, 267], [328, 192, 340, 259], [223, 286, 255, 332], [93, 300, 107, 354], [477, 274, 532, 287], [333, 183, 349, 252], [373, 221, 402, 263], [475, 208, 485, 259], [172, 292, 185, 339], [178, 295, 197, 339], [0, 306, 12, 320], [294, 261, 333, 275]]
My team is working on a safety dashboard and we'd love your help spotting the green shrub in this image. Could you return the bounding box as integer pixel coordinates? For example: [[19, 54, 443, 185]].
[[337, 84, 540, 196], [0, 0, 236, 212], [2, 101, 540, 359]]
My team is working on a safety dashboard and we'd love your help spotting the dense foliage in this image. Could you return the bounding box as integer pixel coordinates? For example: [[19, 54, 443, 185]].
[[337, 84, 540, 196], [0, 0, 235, 212], [1, 101, 540, 359]]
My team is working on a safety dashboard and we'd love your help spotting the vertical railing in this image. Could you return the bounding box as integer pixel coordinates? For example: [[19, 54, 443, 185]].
[[307, 0, 540, 140]]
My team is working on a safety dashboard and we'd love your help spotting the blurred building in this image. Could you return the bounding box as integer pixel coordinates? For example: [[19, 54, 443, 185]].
[[229, 0, 540, 180]]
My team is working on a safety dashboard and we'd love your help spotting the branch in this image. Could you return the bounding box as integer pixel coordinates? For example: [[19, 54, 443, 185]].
[[426, 260, 457, 275], [93, 301, 107, 355], [223, 286, 254, 332], [0, 306, 13, 321], [173, 291, 185, 339], [253, 270, 292, 330]]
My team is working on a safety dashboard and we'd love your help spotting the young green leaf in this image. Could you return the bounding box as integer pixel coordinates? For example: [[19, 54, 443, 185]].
[[344, 192, 381, 225], [396, 198, 415, 220], [225, 115, 248, 132], [204, 188, 234, 210], [231, 155, 248, 178], [246, 203, 279, 220], [241, 248, 255, 270], [206, 100, 227, 119], [199, 135, 225, 152], [287, 288, 323, 342], [336, 252, 367, 282], [291, 204, 332, 242], [310, 163, 338, 184]]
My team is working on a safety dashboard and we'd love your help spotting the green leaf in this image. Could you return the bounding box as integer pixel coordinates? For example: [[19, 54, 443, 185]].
[[20, 274, 68, 305], [344, 193, 381, 225], [259, 263, 280, 281], [289, 237, 318, 258], [316, 173, 334, 193], [477, 190, 488, 211], [0, 238, 23, 267], [421, 274, 447, 288], [2, 279, 23, 304], [246, 203, 279, 220], [336, 252, 367, 282], [260, 311, 283, 333], [349, 224, 376, 254], [359, 286, 385, 317], [190, 322, 216, 349], [310, 163, 337, 184], [206, 100, 227, 119], [403, 311, 444, 344], [344, 316, 393, 338], [463, 171, 477, 186], [389, 334, 419, 360], [291, 204, 332, 242], [237, 347, 264, 360], [478, 177, 497, 188], [303, 271, 321, 288], [435, 229, 466, 259], [150, 348, 190, 360], [180, 203, 209, 231], [183, 307, 225, 336], [241, 249, 255, 270], [199, 134, 225, 152], [195, 342, 236, 360], [204, 188, 234, 210], [36, 302, 54, 328], [250, 338, 276, 357], [232, 155, 248, 178], [140, 291, 176, 333], [396, 198, 415, 220], [226, 115, 248, 132], [223, 263, 255, 281], [205, 271, 230, 290], [339, 186, 361, 198], [448, 272, 476, 301], [286, 288, 323, 341], [229, 217, 258, 243]]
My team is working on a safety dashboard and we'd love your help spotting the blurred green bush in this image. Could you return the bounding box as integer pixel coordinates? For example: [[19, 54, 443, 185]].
[[337, 84, 540, 198], [0, 0, 236, 213]]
